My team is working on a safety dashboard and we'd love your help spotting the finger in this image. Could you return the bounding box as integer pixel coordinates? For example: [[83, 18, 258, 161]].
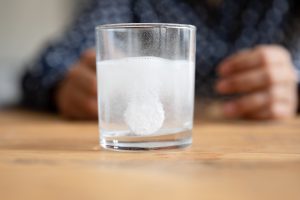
[[80, 49, 96, 71], [248, 109, 271, 120], [218, 45, 291, 77], [61, 99, 88, 120], [248, 102, 293, 120], [69, 65, 97, 96], [222, 90, 270, 118], [65, 84, 98, 119], [56, 82, 89, 119], [218, 49, 258, 76], [216, 66, 291, 94], [254, 45, 292, 64], [223, 85, 295, 119], [217, 68, 266, 94], [57, 78, 98, 120]]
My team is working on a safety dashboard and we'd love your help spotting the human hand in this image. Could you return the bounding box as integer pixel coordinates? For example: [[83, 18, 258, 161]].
[[216, 45, 298, 120], [55, 49, 98, 119]]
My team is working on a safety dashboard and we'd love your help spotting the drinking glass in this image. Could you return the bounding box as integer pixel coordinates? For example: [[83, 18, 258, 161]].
[[96, 23, 196, 150]]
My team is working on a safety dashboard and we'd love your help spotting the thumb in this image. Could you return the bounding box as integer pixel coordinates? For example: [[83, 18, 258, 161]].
[[80, 49, 96, 71]]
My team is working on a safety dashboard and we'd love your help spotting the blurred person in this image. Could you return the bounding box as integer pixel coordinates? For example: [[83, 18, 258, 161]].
[[22, 0, 300, 120]]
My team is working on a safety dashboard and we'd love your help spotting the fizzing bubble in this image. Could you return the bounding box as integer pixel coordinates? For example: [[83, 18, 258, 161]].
[[97, 56, 195, 137]]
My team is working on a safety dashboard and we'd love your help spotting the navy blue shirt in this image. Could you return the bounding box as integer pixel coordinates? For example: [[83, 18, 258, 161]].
[[22, 0, 300, 110]]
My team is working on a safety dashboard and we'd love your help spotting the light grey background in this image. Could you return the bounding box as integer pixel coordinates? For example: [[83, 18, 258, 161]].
[[0, 0, 85, 106]]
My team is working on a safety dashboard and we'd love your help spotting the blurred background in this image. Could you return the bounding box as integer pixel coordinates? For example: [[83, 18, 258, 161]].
[[0, 0, 87, 107]]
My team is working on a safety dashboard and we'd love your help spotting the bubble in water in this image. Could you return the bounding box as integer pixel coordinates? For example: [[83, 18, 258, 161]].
[[98, 56, 194, 137]]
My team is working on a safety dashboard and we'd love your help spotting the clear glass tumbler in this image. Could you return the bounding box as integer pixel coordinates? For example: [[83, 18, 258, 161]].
[[96, 23, 196, 151]]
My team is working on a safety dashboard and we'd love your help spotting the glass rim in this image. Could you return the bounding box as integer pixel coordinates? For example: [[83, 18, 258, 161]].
[[96, 23, 196, 30]]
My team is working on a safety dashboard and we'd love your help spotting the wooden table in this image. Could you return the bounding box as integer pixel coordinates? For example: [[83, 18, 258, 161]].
[[0, 108, 300, 200]]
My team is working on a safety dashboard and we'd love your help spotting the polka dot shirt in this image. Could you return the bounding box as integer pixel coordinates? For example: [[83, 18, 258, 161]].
[[21, 0, 300, 110]]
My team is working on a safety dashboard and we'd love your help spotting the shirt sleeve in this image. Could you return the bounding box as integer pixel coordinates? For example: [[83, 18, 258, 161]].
[[21, 0, 133, 111]]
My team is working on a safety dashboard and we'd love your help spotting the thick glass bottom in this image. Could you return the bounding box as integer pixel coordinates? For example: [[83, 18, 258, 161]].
[[100, 129, 192, 151]]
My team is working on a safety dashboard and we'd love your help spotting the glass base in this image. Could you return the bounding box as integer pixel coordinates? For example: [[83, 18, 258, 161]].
[[100, 130, 192, 151]]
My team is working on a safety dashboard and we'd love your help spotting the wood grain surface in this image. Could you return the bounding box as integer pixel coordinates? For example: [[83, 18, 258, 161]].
[[0, 107, 300, 200]]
